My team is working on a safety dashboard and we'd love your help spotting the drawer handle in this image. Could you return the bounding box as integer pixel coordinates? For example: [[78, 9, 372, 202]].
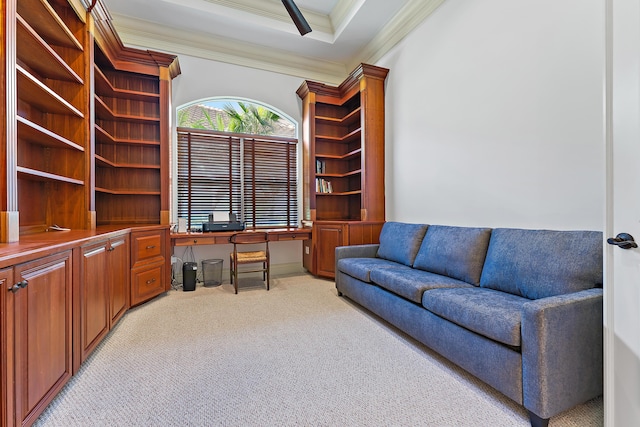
[[146, 278, 157, 284], [146, 245, 156, 249]]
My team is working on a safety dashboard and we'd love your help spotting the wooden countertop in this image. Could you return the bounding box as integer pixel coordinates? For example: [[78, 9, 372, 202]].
[[0, 224, 169, 268]]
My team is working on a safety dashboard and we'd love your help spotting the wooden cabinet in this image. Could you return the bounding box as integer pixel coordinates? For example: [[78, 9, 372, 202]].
[[305, 221, 384, 279], [9, 251, 73, 427], [315, 222, 347, 278], [297, 64, 388, 278], [1, 0, 180, 243], [130, 229, 168, 306], [75, 233, 129, 371], [1, 226, 164, 427]]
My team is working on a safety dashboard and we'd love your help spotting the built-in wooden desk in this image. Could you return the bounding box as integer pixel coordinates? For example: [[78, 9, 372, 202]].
[[171, 228, 311, 246]]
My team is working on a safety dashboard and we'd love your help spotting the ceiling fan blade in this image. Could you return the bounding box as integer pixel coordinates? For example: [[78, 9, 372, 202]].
[[281, 0, 312, 36]]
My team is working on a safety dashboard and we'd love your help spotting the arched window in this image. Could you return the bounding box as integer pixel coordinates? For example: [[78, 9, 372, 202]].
[[176, 98, 298, 229]]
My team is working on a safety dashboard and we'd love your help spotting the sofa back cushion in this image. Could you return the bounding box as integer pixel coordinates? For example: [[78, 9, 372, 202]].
[[376, 222, 428, 266], [413, 225, 492, 285], [479, 228, 603, 299]]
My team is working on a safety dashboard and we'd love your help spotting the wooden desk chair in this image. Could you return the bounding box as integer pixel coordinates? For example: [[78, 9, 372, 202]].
[[229, 232, 270, 294]]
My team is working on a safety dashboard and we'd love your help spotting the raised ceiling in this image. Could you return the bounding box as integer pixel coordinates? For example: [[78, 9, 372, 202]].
[[100, 0, 445, 84]]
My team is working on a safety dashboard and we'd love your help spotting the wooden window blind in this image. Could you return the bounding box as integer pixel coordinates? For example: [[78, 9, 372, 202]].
[[177, 128, 298, 229]]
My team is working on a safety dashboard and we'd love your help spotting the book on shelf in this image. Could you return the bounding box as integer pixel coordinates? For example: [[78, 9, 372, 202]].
[[315, 177, 333, 193], [316, 159, 326, 174]]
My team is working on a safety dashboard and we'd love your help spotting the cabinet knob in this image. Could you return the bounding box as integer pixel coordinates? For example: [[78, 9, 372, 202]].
[[8, 280, 28, 293], [146, 245, 156, 249], [146, 278, 156, 285]]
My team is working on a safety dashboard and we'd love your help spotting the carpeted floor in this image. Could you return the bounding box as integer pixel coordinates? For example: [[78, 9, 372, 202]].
[[34, 275, 603, 426]]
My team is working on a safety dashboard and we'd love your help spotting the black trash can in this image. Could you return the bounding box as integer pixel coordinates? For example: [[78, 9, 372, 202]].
[[202, 259, 223, 287], [182, 262, 197, 291]]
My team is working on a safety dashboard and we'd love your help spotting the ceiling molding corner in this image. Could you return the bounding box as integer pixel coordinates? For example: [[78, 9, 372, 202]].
[[352, 0, 446, 70]]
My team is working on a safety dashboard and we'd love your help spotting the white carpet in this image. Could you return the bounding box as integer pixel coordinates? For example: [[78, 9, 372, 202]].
[[34, 275, 603, 426]]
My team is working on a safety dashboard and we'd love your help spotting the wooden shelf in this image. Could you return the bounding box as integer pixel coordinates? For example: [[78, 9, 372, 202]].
[[17, 166, 83, 185], [95, 187, 161, 196], [17, 116, 84, 152], [17, 15, 83, 84], [316, 190, 362, 196], [94, 66, 160, 102], [315, 128, 361, 142], [95, 125, 160, 146], [316, 107, 361, 126], [17, 65, 84, 117], [316, 148, 362, 160], [95, 155, 160, 169], [18, 0, 83, 50], [317, 169, 362, 178], [94, 96, 160, 124]]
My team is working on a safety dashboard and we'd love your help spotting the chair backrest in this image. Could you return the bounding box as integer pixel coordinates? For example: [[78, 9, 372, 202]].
[[229, 232, 269, 246]]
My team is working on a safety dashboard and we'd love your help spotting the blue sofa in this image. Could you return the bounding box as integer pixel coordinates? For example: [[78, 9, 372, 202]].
[[335, 222, 603, 427]]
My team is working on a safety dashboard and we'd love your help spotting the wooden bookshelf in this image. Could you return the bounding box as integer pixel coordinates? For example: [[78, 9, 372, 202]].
[[297, 64, 388, 278]]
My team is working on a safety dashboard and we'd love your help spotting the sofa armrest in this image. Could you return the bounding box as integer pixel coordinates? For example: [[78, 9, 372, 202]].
[[335, 244, 379, 262], [521, 288, 603, 420]]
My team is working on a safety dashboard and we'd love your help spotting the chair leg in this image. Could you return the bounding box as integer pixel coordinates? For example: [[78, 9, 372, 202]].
[[233, 262, 238, 294], [266, 262, 270, 291]]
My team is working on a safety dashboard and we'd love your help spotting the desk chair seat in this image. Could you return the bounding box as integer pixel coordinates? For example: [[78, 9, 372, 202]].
[[229, 232, 270, 294]]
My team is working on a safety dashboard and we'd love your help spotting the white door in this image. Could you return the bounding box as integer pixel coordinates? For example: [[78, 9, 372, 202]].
[[605, 0, 640, 425]]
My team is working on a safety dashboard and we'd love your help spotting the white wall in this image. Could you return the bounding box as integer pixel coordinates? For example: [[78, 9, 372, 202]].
[[171, 56, 307, 276], [378, 0, 605, 231]]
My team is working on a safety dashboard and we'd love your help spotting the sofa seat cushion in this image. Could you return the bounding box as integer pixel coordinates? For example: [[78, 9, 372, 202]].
[[422, 287, 527, 347], [376, 222, 429, 266], [337, 257, 401, 283], [413, 225, 492, 285], [480, 228, 603, 299], [370, 267, 473, 304]]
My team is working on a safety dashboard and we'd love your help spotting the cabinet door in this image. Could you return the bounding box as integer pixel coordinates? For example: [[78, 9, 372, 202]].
[[109, 235, 130, 327], [14, 252, 73, 427], [79, 241, 109, 364], [315, 223, 348, 278], [1, 267, 15, 427]]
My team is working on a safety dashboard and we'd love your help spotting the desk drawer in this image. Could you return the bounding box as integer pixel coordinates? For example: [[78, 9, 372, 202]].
[[271, 231, 311, 241], [132, 231, 164, 265], [173, 236, 227, 246]]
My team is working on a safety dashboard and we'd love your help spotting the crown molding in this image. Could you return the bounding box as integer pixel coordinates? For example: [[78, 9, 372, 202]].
[[353, 0, 446, 70], [109, 0, 446, 85], [330, 0, 365, 38], [112, 14, 348, 85]]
